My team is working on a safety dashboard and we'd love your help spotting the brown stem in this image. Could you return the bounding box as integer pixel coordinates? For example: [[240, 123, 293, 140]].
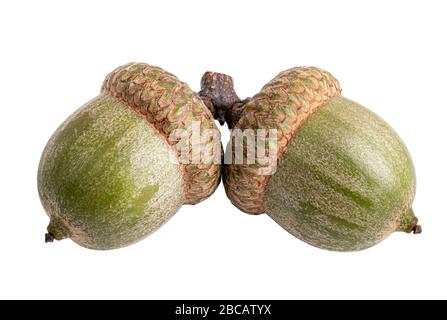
[[198, 71, 250, 128], [412, 224, 422, 234], [45, 232, 55, 243]]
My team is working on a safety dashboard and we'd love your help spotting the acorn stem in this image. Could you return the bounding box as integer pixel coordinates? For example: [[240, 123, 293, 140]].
[[45, 233, 55, 243], [46, 218, 70, 241], [412, 224, 422, 234], [397, 207, 421, 234], [198, 71, 250, 128]]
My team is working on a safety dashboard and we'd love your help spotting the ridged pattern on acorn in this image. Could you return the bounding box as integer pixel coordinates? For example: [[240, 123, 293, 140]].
[[102, 63, 221, 205], [224, 67, 341, 214]]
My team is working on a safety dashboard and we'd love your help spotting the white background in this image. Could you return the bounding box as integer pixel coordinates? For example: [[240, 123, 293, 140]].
[[0, 0, 446, 299]]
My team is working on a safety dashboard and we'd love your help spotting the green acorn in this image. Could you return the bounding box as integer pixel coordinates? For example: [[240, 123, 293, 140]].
[[38, 63, 221, 250], [200, 67, 420, 252]]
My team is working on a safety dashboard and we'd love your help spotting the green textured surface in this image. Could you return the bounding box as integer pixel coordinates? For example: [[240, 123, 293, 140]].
[[102, 63, 221, 205], [38, 95, 184, 250], [265, 96, 417, 251]]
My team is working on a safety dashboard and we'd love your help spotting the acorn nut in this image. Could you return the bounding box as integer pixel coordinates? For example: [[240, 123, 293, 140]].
[[38, 63, 221, 250], [200, 67, 420, 252]]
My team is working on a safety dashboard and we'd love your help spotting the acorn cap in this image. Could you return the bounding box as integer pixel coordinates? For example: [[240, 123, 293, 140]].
[[223, 67, 341, 214], [102, 63, 221, 205]]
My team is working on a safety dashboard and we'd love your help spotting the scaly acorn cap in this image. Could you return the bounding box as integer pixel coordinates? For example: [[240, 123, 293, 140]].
[[200, 67, 341, 214], [102, 63, 221, 205]]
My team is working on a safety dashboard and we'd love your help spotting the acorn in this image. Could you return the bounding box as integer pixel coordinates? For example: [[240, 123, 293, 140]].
[[199, 67, 420, 252], [38, 63, 221, 250]]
